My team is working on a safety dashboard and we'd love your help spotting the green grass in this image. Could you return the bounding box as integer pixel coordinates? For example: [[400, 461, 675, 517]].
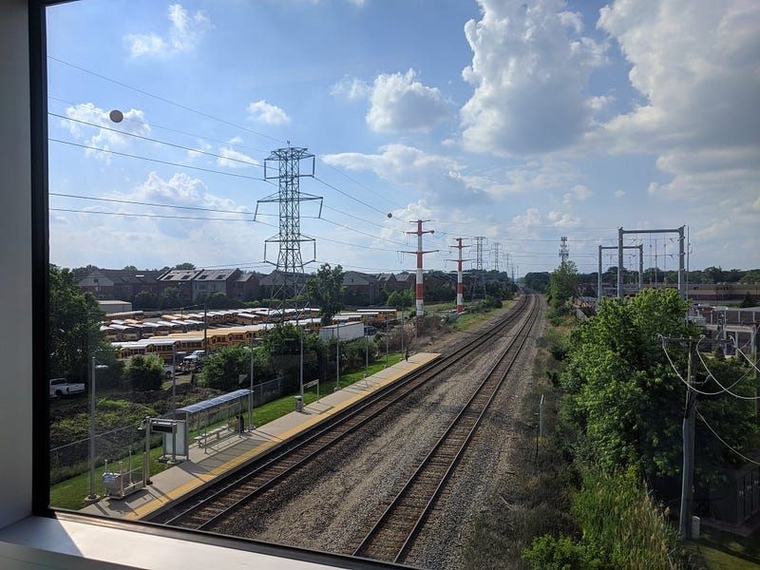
[[685, 526, 760, 570], [51, 352, 405, 511]]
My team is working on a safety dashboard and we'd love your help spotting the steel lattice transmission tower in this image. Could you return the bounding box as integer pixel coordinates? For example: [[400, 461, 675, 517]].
[[559, 236, 569, 264], [472, 236, 487, 299], [255, 146, 323, 309]]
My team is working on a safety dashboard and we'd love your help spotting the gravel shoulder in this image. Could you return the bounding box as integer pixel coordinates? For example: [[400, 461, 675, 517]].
[[216, 298, 545, 569]]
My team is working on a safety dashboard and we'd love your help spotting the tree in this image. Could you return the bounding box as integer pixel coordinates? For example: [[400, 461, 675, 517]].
[[740, 292, 756, 308], [548, 260, 578, 309], [174, 262, 195, 270], [49, 265, 107, 382], [523, 272, 551, 293], [307, 263, 344, 326], [201, 345, 254, 391], [133, 291, 158, 310], [387, 290, 413, 310], [159, 287, 181, 309], [560, 288, 758, 483], [122, 265, 138, 271], [124, 354, 164, 391]]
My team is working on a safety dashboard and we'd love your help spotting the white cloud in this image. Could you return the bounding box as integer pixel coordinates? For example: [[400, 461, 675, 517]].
[[460, 0, 607, 155], [217, 146, 258, 169], [366, 69, 450, 133], [512, 208, 542, 228], [247, 100, 291, 125], [63, 103, 150, 163], [594, 0, 760, 204], [125, 4, 210, 59], [330, 77, 371, 100], [614, 189, 626, 198], [548, 210, 582, 228], [562, 184, 592, 205]]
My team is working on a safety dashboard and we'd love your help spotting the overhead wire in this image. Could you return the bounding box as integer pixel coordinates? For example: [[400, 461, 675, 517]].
[[48, 56, 286, 144], [49, 95, 273, 157], [697, 410, 760, 467], [50, 138, 270, 182], [51, 112, 265, 170]]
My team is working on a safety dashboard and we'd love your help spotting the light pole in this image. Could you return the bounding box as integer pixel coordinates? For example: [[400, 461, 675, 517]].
[[249, 333, 255, 430], [335, 322, 341, 391], [365, 330, 369, 377], [85, 357, 108, 503]]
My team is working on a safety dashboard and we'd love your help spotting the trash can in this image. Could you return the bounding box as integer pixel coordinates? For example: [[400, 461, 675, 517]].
[[294, 395, 303, 412], [691, 516, 700, 539]]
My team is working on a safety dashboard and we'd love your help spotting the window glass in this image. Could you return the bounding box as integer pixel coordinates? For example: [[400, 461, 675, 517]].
[[46, 0, 760, 567]]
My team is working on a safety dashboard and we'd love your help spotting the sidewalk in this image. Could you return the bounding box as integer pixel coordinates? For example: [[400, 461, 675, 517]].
[[80, 352, 440, 521]]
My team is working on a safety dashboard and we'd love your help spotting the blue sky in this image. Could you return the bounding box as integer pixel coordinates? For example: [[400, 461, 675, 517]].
[[46, 0, 760, 277]]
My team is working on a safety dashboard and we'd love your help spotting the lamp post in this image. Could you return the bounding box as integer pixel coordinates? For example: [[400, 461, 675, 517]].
[[85, 357, 108, 503], [335, 321, 340, 391], [249, 333, 255, 430]]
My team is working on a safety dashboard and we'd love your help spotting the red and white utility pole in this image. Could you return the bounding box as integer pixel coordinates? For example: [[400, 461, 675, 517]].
[[404, 220, 436, 318], [449, 238, 469, 313]]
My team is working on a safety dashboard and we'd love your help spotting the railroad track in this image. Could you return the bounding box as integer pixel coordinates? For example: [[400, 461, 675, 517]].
[[352, 296, 540, 564], [150, 294, 535, 531]]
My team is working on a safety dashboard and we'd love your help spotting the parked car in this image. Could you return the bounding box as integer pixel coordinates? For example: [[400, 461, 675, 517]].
[[49, 377, 85, 398]]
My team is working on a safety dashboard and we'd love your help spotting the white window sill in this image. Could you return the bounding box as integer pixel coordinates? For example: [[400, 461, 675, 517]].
[[0, 515, 359, 569]]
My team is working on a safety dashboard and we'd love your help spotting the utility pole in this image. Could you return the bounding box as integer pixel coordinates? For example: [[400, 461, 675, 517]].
[[448, 238, 470, 314], [491, 241, 502, 272], [679, 338, 697, 539], [474, 236, 487, 299], [401, 220, 437, 341]]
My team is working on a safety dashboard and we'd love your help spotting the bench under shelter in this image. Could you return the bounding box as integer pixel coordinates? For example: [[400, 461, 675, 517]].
[[175, 388, 251, 448]]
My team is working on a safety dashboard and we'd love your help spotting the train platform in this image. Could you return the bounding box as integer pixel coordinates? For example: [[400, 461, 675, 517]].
[[80, 352, 441, 522]]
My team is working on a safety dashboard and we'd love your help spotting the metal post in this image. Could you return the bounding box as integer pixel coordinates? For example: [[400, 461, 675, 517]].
[[679, 340, 697, 539], [249, 333, 254, 430], [299, 325, 304, 398], [86, 356, 98, 502], [169, 345, 178, 464], [335, 321, 340, 391], [617, 227, 624, 298], [598, 244, 603, 306], [365, 330, 369, 377], [143, 417, 151, 486], [639, 243, 644, 292]]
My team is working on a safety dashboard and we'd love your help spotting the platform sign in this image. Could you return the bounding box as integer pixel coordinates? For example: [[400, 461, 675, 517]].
[[151, 419, 189, 459]]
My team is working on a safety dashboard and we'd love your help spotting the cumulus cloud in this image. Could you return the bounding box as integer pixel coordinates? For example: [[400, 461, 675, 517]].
[[217, 146, 258, 169], [330, 77, 371, 100], [614, 189, 626, 198], [595, 0, 760, 202], [125, 4, 210, 59], [562, 184, 592, 205], [63, 103, 150, 163], [247, 100, 291, 125], [460, 0, 606, 155], [366, 69, 451, 133], [548, 210, 582, 228]]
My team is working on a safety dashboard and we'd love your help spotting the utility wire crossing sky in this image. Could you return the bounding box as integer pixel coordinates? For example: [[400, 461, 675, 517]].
[[46, 0, 760, 276]]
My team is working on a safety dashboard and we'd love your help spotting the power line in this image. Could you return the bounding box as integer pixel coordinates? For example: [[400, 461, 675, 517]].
[[48, 55, 285, 144], [51, 112, 265, 170], [49, 95, 274, 157], [50, 138, 270, 182], [697, 410, 760, 467]]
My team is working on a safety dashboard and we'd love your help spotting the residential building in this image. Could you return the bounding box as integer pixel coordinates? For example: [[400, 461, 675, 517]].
[[78, 268, 164, 301]]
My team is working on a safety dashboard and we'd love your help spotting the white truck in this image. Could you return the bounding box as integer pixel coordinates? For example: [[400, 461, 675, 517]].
[[49, 377, 85, 398]]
